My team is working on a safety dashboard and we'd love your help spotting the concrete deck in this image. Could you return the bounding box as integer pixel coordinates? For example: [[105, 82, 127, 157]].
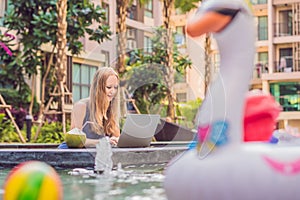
[[0, 143, 189, 169]]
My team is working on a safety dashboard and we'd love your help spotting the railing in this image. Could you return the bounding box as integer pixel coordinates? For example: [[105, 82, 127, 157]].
[[252, 59, 300, 77], [273, 59, 300, 73], [273, 22, 294, 37], [253, 63, 268, 79], [250, 0, 267, 5], [127, 5, 138, 20]]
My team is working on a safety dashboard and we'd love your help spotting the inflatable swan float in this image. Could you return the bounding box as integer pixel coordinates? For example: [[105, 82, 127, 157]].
[[164, 0, 300, 199]]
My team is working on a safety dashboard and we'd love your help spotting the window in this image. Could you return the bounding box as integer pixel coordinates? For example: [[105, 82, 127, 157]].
[[127, 39, 137, 50], [0, 0, 12, 17], [254, 52, 268, 77], [213, 53, 220, 73], [276, 10, 293, 36], [127, 28, 136, 39], [258, 16, 268, 40], [144, 36, 152, 53], [258, 52, 268, 72], [0, 0, 9, 25], [127, 5, 137, 20], [176, 92, 187, 102], [270, 82, 300, 112], [101, 50, 110, 67], [258, 52, 268, 64], [251, 0, 267, 4], [144, 0, 153, 18], [101, 3, 109, 25], [0, 0, 6, 18], [175, 26, 185, 46], [175, 71, 186, 83], [72, 63, 98, 102], [278, 48, 293, 72]]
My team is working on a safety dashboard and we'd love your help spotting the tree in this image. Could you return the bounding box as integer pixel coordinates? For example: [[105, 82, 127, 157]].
[[125, 27, 192, 115], [0, 32, 26, 142], [2, 0, 111, 121], [115, 0, 151, 75], [116, 0, 130, 74], [56, 0, 68, 133], [160, 0, 198, 120], [204, 34, 212, 95]]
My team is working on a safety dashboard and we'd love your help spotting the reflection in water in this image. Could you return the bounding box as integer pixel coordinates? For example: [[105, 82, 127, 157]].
[[64, 163, 166, 200]]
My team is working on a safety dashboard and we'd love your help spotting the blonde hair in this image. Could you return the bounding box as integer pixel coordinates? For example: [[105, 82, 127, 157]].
[[89, 67, 120, 137]]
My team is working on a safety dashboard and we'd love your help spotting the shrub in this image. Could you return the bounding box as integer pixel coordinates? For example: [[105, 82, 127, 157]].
[[0, 113, 22, 142], [176, 98, 202, 129], [34, 121, 70, 144]]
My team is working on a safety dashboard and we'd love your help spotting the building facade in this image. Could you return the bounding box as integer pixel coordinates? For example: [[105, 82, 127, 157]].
[[175, 0, 300, 130], [251, 0, 300, 129]]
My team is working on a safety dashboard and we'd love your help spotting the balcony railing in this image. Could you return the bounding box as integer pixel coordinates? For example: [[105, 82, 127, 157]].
[[252, 59, 300, 77], [273, 59, 300, 73], [127, 5, 138, 20], [253, 63, 268, 78], [274, 22, 294, 37], [250, 0, 267, 5]]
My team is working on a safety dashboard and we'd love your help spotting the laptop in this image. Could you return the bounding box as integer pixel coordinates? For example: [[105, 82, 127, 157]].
[[117, 114, 160, 148]]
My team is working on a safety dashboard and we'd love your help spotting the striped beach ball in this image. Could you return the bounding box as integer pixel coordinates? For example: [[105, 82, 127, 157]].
[[3, 161, 63, 200]]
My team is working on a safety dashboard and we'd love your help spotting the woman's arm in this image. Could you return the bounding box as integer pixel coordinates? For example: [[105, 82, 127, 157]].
[[186, 11, 232, 37], [84, 137, 119, 147], [70, 101, 95, 147], [84, 138, 101, 147]]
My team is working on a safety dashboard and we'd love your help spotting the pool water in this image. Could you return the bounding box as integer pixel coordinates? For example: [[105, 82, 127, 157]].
[[0, 164, 167, 200]]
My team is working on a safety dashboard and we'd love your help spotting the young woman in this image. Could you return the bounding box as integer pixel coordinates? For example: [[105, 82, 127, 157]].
[[61, 67, 120, 148]]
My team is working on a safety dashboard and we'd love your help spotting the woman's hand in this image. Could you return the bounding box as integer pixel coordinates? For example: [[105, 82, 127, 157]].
[[109, 136, 119, 146]]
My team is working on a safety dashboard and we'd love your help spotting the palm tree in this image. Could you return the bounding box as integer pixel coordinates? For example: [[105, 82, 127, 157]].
[[56, 0, 68, 133], [115, 0, 151, 74], [161, 0, 199, 120], [161, 0, 176, 120], [204, 34, 212, 95], [116, 0, 130, 74]]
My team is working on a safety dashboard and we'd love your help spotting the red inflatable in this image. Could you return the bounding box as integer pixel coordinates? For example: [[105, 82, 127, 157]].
[[244, 90, 281, 142]]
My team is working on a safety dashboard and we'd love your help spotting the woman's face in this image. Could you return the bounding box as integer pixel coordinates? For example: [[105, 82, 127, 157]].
[[105, 75, 118, 101]]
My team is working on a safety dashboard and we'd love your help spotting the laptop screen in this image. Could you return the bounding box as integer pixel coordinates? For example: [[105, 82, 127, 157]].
[[117, 114, 160, 148]]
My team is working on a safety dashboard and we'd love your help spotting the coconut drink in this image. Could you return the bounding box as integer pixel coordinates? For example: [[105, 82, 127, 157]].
[[65, 128, 86, 148]]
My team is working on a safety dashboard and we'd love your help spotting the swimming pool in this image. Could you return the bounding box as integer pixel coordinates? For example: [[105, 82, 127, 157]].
[[0, 164, 167, 200]]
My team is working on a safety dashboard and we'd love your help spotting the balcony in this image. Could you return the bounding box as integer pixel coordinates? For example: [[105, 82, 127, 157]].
[[273, 57, 300, 73], [251, 0, 267, 5], [253, 63, 268, 79]]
